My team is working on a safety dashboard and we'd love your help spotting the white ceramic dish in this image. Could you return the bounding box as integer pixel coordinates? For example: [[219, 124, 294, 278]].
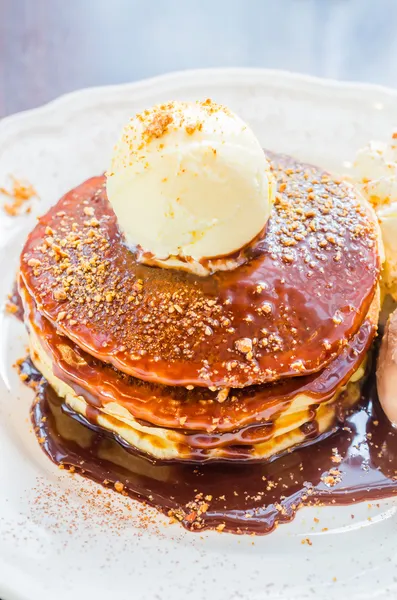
[[1, 68, 397, 600]]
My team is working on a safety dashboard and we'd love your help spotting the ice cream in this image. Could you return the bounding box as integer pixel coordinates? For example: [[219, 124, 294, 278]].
[[106, 100, 274, 274], [353, 135, 397, 208], [377, 203, 397, 299], [353, 131, 397, 298]]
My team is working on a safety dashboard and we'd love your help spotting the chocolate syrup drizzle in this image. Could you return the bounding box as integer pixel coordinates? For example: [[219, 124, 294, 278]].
[[20, 154, 380, 389], [23, 355, 397, 535]]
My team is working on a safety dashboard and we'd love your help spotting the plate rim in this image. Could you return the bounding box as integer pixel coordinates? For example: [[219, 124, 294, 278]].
[[1, 67, 397, 134]]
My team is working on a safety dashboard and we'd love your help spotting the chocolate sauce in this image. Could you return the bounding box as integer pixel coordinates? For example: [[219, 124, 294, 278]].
[[25, 358, 397, 535], [20, 153, 380, 389]]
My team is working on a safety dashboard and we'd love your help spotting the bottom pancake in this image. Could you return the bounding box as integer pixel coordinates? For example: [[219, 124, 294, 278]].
[[21, 279, 378, 462], [27, 308, 367, 462], [29, 336, 364, 461]]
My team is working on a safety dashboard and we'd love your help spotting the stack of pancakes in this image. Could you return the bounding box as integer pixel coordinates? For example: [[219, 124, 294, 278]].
[[19, 153, 382, 462]]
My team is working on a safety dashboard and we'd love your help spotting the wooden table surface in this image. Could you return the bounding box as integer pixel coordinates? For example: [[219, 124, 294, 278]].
[[1, 0, 397, 118]]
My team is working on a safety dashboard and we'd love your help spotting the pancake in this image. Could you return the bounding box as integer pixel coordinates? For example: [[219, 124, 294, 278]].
[[23, 280, 377, 462], [20, 153, 381, 388], [21, 279, 376, 428], [29, 338, 363, 462]]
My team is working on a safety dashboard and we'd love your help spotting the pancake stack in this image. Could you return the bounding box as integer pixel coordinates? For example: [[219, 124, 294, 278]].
[[20, 153, 381, 462]]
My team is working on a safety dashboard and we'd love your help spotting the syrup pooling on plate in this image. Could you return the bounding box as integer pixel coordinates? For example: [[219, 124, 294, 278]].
[[20, 154, 380, 388], [25, 358, 397, 535]]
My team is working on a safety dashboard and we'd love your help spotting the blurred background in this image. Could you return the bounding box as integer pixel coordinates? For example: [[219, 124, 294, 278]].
[[1, 0, 397, 117]]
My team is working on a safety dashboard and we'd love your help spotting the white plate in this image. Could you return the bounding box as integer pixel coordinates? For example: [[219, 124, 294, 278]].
[[1, 68, 397, 600]]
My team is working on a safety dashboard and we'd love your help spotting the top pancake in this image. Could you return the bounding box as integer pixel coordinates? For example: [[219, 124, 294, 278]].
[[20, 153, 381, 388]]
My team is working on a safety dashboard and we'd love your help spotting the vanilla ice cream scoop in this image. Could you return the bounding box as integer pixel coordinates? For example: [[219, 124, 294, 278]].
[[353, 135, 397, 208], [106, 100, 274, 273], [353, 131, 397, 298], [377, 203, 397, 299]]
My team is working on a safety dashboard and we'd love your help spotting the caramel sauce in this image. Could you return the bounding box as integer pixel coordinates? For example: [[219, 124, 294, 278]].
[[20, 154, 380, 388], [25, 357, 397, 535]]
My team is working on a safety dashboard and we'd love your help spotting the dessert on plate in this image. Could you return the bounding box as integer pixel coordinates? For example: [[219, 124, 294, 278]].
[[13, 100, 397, 533]]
